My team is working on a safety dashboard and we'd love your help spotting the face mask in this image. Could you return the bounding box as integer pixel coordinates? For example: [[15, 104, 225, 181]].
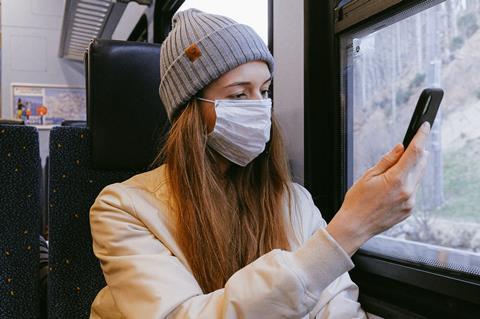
[[197, 97, 272, 167]]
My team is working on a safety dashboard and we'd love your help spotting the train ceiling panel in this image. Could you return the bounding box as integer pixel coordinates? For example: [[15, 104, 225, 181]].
[[59, 0, 151, 61]]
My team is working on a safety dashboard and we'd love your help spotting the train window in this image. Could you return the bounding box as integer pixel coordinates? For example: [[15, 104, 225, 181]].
[[177, 0, 269, 44], [341, 0, 480, 277]]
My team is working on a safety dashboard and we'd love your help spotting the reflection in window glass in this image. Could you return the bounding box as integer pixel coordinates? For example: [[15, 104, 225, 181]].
[[341, 0, 480, 275], [178, 0, 269, 44]]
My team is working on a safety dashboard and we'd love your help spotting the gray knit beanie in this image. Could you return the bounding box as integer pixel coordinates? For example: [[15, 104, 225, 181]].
[[159, 9, 274, 120]]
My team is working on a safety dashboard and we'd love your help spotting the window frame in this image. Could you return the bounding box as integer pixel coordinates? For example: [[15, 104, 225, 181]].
[[153, 0, 185, 43], [128, 14, 149, 42], [305, 0, 480, 317]]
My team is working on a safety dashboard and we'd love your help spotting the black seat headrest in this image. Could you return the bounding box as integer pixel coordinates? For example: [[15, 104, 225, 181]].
[[86, 39, 169, 170]]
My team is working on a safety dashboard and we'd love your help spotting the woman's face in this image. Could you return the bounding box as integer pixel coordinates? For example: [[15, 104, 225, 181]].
[[198, 61, 272, 133]]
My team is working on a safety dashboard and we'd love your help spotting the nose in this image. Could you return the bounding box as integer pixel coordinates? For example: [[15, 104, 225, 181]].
[[252, 90, 264, 100]]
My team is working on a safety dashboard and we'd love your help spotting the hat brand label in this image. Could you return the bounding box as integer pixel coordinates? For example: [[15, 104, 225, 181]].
[[185, 43, 202, 62]]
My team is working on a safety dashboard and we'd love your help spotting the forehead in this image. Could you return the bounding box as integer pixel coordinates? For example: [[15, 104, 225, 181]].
[[211, 61, 271, 87]]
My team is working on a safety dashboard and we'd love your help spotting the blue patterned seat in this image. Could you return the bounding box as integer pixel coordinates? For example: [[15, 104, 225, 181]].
[[0, 124, 41, 318], [47, 126, 140, 318]]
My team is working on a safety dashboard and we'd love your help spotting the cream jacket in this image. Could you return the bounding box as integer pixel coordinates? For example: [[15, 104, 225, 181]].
[[89, 165, 367, 319]]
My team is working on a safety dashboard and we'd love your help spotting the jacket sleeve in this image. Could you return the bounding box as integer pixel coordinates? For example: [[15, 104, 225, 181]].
[[312, 272, 366, 319], [290, 184, 367, 319], [90, 183, 355, 319]]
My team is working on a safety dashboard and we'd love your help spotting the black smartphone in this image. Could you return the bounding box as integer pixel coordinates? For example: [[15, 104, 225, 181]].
[[402, 88, 444, 148]]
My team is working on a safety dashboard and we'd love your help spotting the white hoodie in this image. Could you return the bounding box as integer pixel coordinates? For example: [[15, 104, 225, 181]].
[[89, 165, 367, 319]]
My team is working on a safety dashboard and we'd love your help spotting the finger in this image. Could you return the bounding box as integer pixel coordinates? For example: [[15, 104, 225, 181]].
[[409, 150, 429, 188], [402, 194, 416, 212], [393, 122, 431, 173], [407, 121, 431, 152], [369, 143, 404, 176]]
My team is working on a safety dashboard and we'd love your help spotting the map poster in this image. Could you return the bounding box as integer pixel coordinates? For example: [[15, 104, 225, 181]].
[[12, 83, 86, 125]]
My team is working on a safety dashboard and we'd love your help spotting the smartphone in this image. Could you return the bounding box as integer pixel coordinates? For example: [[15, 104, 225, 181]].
[[402, 88, 444, 148]]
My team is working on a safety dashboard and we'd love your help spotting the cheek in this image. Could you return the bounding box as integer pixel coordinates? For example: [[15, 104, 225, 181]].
[[200, 104, 216, 133]]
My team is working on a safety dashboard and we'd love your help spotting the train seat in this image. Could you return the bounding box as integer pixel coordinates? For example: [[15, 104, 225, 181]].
[[0, 124, 42, 318], [47, 39, 168, 318]]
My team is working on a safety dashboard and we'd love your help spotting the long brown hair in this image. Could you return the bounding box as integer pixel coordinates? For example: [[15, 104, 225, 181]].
[[154, 99, 293, 293]]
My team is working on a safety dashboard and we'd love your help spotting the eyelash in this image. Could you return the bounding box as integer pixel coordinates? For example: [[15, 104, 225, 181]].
[[231, 90, 270, 99], [232, 92, 247, 99]]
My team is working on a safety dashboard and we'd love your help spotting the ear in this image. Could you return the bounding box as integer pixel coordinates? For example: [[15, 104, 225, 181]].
[[197, 98, 216, 134]]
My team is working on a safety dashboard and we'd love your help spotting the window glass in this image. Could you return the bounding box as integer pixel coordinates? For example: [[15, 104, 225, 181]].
[[341, 0, 480, 276], [178, 0, 269, 44]]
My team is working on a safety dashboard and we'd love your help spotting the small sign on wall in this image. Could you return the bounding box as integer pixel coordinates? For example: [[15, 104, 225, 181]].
[[12, 83, 86, 126]]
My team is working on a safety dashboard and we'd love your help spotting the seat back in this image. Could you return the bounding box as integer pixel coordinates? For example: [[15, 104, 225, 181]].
[[0, 125, 41, 318], [48, 39, 167, 318], [47, 127, 140, 318], [87, 39, 167, 170]]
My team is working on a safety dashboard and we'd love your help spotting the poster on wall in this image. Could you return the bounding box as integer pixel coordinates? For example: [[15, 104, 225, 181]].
[[12, 83, 86, 126]]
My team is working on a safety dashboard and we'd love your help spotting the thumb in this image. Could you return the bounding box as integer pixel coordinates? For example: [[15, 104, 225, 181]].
[[369, 144, 404, 176]]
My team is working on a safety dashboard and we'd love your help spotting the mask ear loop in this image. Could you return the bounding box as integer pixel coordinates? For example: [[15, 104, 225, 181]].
[[194, 97, 216, 138], [196, 97, 215, 104]]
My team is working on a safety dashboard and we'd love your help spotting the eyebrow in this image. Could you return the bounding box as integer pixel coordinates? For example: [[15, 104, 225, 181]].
[[224, 77, 272, 88]]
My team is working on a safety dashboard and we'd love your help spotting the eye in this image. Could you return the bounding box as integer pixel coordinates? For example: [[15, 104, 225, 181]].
[[261, 90, 270, 98], [230, 92, 248, 99]]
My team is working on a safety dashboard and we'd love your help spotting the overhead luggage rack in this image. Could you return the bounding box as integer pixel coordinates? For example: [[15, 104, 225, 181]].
[[59, 0, 151, 61]]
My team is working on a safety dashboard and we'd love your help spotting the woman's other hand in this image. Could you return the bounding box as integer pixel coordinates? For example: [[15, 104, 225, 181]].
[[326, 122, 431, 256]]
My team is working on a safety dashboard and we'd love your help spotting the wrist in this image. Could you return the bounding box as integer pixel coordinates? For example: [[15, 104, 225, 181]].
[[326, 213, 370, 256]]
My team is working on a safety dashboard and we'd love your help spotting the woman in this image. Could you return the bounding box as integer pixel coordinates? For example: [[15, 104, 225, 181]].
[[89, 9, 429, 318]]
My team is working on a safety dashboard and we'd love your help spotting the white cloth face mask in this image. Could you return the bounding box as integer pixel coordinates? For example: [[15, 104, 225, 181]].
[[197, 97, 272, 167]]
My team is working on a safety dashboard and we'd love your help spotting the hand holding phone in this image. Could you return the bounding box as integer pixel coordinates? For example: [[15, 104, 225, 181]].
[[402, 88, 444, 148]]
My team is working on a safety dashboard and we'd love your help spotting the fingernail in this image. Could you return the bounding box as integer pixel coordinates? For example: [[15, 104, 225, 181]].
[[393, 144, 403, 154], [421, 122, 431, 132]]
